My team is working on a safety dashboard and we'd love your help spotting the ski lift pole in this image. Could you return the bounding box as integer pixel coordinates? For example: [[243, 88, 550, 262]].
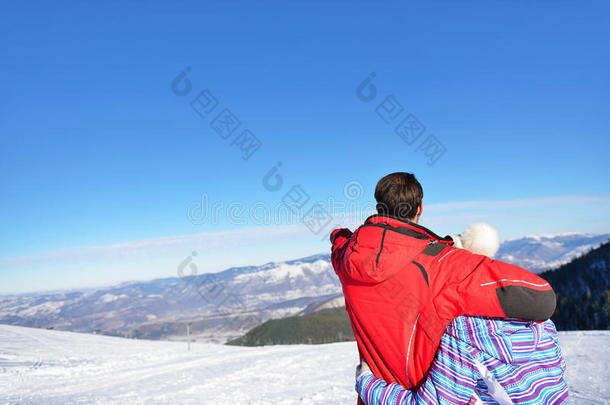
[[187, 322, 192, 351]]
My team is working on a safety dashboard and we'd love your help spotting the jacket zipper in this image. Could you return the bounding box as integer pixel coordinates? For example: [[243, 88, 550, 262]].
[[405, 313, 420, 388]]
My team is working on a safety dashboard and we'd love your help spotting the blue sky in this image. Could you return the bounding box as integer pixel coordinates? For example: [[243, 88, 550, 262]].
[[1, 0, 609, 293]]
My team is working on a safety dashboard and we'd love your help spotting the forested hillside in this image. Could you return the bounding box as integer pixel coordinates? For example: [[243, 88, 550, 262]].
[[542, 241, 610, 330], [227, 307, 354, 346]]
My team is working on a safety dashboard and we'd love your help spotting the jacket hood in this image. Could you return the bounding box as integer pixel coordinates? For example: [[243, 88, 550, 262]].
[[343, 215, 453, 284], [447, 317, 547, 365]]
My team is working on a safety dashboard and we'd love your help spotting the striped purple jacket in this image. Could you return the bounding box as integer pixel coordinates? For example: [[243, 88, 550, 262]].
[[356, 316, 568, 404]]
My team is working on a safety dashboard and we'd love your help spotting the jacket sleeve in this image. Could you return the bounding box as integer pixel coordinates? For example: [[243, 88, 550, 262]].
[[356, 371, 421, 405], [356, 367, 479, 405], [330, 228, 353, 276], [434, 248, 556, 322]]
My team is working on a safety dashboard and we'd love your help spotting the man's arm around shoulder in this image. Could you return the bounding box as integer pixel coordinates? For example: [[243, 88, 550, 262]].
[[436, 248, 556, 322]]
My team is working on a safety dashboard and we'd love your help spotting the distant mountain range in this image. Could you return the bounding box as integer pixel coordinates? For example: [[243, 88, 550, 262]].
[[0, 253, 341, 342], [496, 233, 609, 273], [1, 232, 607, 342]]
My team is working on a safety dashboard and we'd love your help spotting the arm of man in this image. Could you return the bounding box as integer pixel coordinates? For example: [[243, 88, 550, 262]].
[[330, 228, 354, 276], [434, 248, 556, 322]]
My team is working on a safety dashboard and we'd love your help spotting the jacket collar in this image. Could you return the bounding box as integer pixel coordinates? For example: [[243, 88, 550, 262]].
[[364, 214, 454, 243]]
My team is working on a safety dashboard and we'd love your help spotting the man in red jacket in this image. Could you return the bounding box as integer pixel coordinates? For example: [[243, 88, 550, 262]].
[[330, 172, 556, 404]]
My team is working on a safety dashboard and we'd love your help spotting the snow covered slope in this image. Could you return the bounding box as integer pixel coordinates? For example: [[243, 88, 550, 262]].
[[496, 233, 610, 273], [0, 325, 608, 404]]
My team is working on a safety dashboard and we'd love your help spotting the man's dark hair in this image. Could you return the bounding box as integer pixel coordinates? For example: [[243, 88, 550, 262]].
[[374, 172, 423, 220]]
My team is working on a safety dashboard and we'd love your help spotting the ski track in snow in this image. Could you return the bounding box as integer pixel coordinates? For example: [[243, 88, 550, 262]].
[[0, 325, 608, 404]]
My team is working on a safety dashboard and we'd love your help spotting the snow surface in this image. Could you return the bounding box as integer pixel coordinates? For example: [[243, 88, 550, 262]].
[[0, 325, 608, 404]]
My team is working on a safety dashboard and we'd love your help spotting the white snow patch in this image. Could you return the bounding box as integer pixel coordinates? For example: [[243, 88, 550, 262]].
[[0, 325, 607, 404], [17, 301, 64, 317], [99, 294, 128, 303], [100, 294, 118, 303]]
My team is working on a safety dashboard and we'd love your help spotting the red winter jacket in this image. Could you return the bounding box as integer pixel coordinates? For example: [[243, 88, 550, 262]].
[[330, 215, 556, 403]]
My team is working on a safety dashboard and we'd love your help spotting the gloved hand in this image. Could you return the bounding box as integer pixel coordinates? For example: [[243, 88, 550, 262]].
[[355, 359, 371, 380]]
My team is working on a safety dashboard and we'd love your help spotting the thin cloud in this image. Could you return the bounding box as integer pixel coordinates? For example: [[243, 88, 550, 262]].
[[0, 224, 309, 269], [1, 194, 608, 274]]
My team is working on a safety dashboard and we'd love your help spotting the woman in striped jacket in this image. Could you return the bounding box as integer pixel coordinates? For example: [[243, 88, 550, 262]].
[[356, 315, 568, 404]]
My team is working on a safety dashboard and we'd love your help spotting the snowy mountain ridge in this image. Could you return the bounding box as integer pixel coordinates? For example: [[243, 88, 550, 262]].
[[0, 253, 340, 342], [1, 233, 607, 341], [496, 232, 610, 273], [503, 231, 597, 241]]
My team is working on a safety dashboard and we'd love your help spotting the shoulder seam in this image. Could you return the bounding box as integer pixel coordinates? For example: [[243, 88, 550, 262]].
[[375, 228, 387, 266]]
